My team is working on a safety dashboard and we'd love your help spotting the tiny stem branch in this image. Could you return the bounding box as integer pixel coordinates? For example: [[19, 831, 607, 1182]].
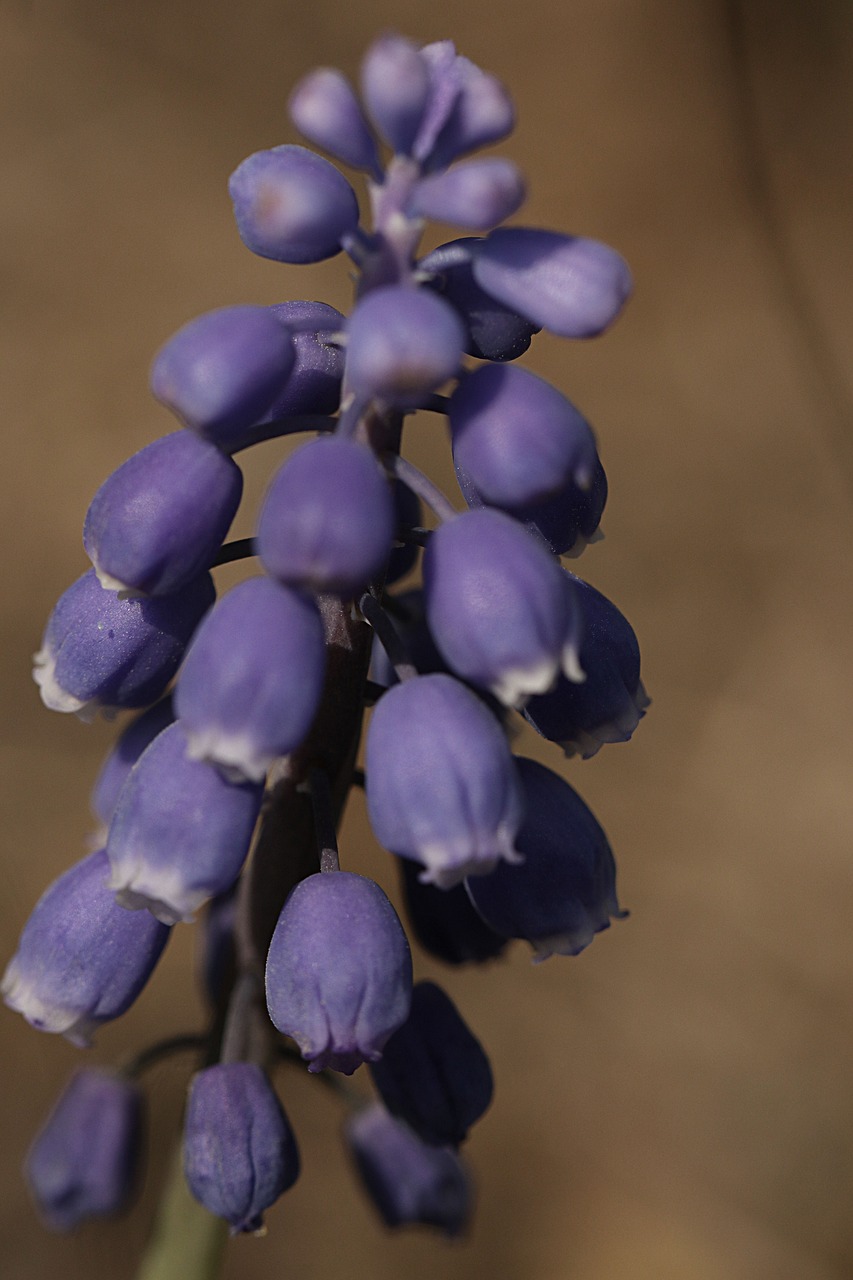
[[384, 454, 458, 523], [210, 537, 256, 568], [119, 1034, 207, 1080], [308, 768, 340, 873], [358, 593, 417, 683]]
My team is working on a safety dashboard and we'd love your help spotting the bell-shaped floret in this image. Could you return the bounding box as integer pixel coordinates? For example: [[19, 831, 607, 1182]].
[[263, 301, 345, 418], [184, 1063, 300, 1235], [450, 364, 598, 506], [106, 722, 264, 924], [397, 856, 508, 965], [421, 238, 539, 361], [344, 285, 465, 410], [412, 159, 524, 231], [289, 68, 379, 173], [33, 569, 215, 719], [366, 673, 523, 887], [150, 306, 295, 446], [345, 1102, 472, 1236], [423, 509, 582, 707], [175, 577, 326, 781], [470, 228, 632, 337], [84, 431, 243, 596], [360, 35, 431, 156], [257, 438, 395, 597], [370, 981, 493, 1147], [524, 575, 649, 757], [424, 51, 515, 170], [265, 871, 412, 1075], [2, 848, 170, 1046], [229, 145, 360, 264], [465, 757, 626, 959], [90, 695, 175, 829], [25, 1069, 143, 1231]]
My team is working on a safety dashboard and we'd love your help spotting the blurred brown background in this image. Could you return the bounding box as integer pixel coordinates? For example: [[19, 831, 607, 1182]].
[[3, 1, 853, 1277]]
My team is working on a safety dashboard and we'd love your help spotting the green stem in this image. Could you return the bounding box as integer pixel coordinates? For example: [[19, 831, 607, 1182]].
[[136, 1144, 228, 1280]]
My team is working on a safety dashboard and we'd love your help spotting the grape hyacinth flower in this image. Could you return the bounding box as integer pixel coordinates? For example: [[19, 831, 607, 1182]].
[[11, 32, 645, 1269]]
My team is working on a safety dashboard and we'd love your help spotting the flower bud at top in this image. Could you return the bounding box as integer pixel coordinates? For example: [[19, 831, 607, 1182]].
[[229, 145, 360, 264], [175, 576, 326, 781], [450, 363, 598, 506], [266, 871, 412, 1074], [344, 285, 465, 410], [360, 35, 431, 155], [184, 1063, 300, 1234], [257, 437, 395, 597], [2, 848, 170, 1046], [289, 68, 379, 173], [106, 721, 264, 924], [366, 673, 523, 887], [465, 757, 626, 959], [25, 1069, 142, 1231], [150, 306, 295, 445], [33, 569, 215, 719], [84, 431, 243, 595], [397, 855, 509, 966], [411, 159, 525, 232], [345, 1102, 472, 1236], [90, 695, 175, 830], [370, 981, 493, 1146], [423, 509, 583, 707], [425, 53, 515, 170], [524, 575, 649, 757], [420, 238, 540, 362]]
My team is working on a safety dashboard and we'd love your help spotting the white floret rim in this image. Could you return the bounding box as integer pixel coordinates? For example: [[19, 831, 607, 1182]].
[[183, 725, 271, 784]]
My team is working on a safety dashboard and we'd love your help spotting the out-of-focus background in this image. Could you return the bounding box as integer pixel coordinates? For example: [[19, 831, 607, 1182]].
[[3, 1, 853, 1276]]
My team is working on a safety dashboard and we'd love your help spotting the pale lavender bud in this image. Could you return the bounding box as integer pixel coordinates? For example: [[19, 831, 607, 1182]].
[[90, 695, 174, 829], [412, 41, 463, 163], [465, 757, 626, 959], [229, 145, 360, 264], [345, 1103, 472, 1235], [184, 1063, 300, 1234], [84, 431, 243, 595], [366, 674, 523, 887], [150, 306, 295, 445], [411, 159, 524, 231], [344, 285, 465, 409], [33, 569, 215, 719], [289, 68, 380, 173], [370, 981, 493, 1146], [427, 55, 515, 169], [257, 437, 395, 597], [106, 722, 264, 924], [2, 849, 170, 1046], [175, 577, 326, 781], [450, 364, 598, 506], [265, 871, 412, 1074], [423, 509, 583, 707], [25, 1069, 143, 1231], [360, 35, 431, 155], [470, 228, 632, 337]]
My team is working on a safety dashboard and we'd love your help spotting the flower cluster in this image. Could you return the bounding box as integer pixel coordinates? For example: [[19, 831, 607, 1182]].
[[6, 34, 647, 1249]]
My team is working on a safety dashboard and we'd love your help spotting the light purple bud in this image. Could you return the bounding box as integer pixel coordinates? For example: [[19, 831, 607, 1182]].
[[412, 159, 524, 231], [106, 721, 264, 924], [175, 577, 326, 781], [2, 848, 170, 1046], [360, 35, 431, 155], [33, 569, 215, 719], [465, 757, 627, 959], [90, 695, 175, 829], [257, 437, 395, 597], [150, 306, 295, 445], [345, 285, 465, 409], [184, 1063, 300, 1234], [524, 575, 650, 758], [470, 228, 632, 338], [84, 431, 243, 595], [25, 1069, 143, 1232], [229, 145, 360, 264], [412, 41, 464, 163], [427, 56, 515, 170], [366, 674, 523, 887], [450, 364, 598, 506], [423, 509, 583, 707], [264, 301, 345, 417], [289, 68, 380, 173], [345, 1102, 472, 1235], [370, 981, 493, 1147], [265, 871, 412, 1075]]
